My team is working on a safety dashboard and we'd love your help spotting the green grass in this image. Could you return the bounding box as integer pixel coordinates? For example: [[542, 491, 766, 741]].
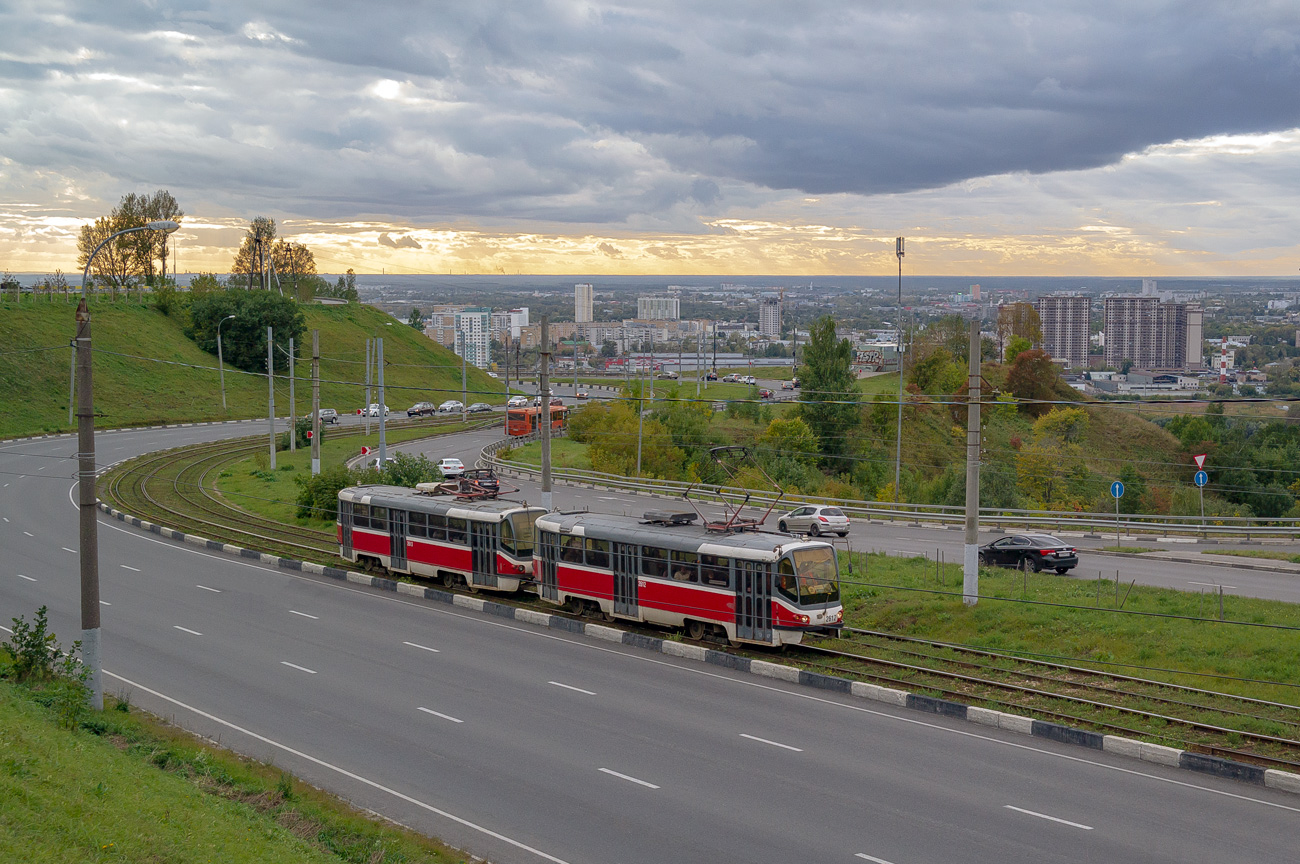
[[217, 422, 480, 527], [0, 676, 467, 863], [501, 438, 592, 471], [1097, 546, 1153, 554], [1207, 549, 1300, 564], [0, 300, 506, 438]]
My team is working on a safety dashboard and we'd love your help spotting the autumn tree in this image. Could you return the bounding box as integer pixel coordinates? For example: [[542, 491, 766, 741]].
[[996, 302, 1042, 360], [77, 190, 184, 295], [1016, 407, 1090, 508], [798, 315, 858, 469], [77, 216, 136, 297], [1006, 348, 1059, 417]]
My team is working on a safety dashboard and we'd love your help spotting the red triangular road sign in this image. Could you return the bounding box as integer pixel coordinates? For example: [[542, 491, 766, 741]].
[[1193, 453, 1207, 470]]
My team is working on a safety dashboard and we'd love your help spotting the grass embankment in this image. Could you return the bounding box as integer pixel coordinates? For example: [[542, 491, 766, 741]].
[[832, 551, 1300, 750], [0, 676, 465, 863], [497, 439, 592, 473], [0, 301, 505, 438], [1208, 549, 1300, 565], [217, 422, 479, 528]]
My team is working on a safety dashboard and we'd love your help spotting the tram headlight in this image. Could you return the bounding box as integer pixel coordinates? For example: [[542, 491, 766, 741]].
[[795, 614, 810, 624]]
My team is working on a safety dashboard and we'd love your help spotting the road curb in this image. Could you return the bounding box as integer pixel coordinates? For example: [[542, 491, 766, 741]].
[[96, 498, 1300, 799]]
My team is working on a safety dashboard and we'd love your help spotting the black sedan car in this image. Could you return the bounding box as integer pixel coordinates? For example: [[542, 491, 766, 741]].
[[978, 534, 1078, 573]]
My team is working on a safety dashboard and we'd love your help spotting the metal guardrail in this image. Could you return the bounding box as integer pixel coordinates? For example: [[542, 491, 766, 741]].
[[480, 437, 1300, 539]]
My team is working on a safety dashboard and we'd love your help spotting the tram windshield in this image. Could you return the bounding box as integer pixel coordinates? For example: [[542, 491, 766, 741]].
[[500, 509, 539, 557], [789, 546, 839, 604]]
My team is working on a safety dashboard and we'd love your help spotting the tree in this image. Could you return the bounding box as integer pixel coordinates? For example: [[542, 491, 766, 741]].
[[1006, 348, 1059, 417], [758, 417, 818, 465], [230, 217, 279, 288], [143, 190, 184, 281], [77, 216, 135, 297], [1005, 335, 1032, 364], [318, 268, 359, 302], [186, 288, 306, 372], [996, 302, 1042, 359], [408, 308, 424, 330], [797, 316, 858, 469]]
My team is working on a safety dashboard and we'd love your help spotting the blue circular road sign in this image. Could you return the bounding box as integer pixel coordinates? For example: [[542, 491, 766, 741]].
[[1194, 470, 1208, 487], [1110, 480, 1125, 499]]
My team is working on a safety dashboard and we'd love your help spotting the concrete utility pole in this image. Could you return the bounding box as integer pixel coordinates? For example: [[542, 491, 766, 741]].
[[68, 346, 75, 427], [377, 337, 387, 465], [267, 327, 277, 469], [963, 318, 981, 606], [461, 325, 468, 424], [363, 338, 371, 435], [636, 363, 645, 476], [894, 236, 905, 503], [288, 337, 296, 452], [540, 315, 552, 511], [311, 329, 320, 476]]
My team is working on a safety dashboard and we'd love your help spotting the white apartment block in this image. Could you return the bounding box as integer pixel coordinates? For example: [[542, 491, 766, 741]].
[[490, 307, 529, 339], [1035, 294, 1091, 369], [454, 307, 492, 369], [759, 293, 782, 337], [637, 296, 680, 320], [574, 283, 594, 323]]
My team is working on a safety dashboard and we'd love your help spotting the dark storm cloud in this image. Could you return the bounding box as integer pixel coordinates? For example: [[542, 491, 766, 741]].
[[1, 1, 1298, 224]]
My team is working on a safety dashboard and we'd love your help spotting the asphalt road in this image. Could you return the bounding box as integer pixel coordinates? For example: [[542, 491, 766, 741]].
[[1, 421, 1297, 863]]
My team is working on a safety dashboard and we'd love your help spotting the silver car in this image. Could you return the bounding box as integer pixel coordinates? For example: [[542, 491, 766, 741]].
[[777, 505, 849, 537]]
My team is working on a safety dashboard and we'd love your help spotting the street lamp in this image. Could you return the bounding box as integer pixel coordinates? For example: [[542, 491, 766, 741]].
[[77, 219, 179, 710], [217, 314, 236, 411], [894, 236, 905, 504]]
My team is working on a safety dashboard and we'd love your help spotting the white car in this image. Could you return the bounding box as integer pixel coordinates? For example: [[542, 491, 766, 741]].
[[507, 396, 529, 408], [438, 399, 464, 413], [436, 457, 465, 478], [777, 505, 849, 537], [367, 403, 390, 417], [742, 375, 757, 385]]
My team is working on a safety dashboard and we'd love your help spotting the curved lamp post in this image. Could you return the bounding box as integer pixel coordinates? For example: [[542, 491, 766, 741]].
[[217, 314, 236, 410], [76, 219, 179, 710]]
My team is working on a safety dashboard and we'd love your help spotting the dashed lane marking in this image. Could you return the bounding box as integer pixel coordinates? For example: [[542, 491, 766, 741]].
[[100, 601, 111, 606], [403, 641, 439, 653], [18, 574, 36, 582], [62, 547, 75, 553], [417, 707, 463, 724], [196, 584, 222, 593], [598, 768, 659, 789], [280, 661, 317, 674], [173, 626, 202, 636], [855, 855, 896, 864], [1004, 805, 1093, 830], [290, 610, 319, 619], [23, 531, 33, 537], [739, 733, 803, 752], [548, 681, 596, 695], [121, 565, 141, 572]]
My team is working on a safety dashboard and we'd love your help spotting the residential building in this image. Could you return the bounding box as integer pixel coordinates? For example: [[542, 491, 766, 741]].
[[637, 296, 680, 320], [759, 293, 782, 337], [574, 283, 594, 323], [454, 307, 491, 369], [1103, 297, 1199, 370], [422, 304, 463, 347], [490, 307, 529, 339], [1035, 294, 1091, 369]]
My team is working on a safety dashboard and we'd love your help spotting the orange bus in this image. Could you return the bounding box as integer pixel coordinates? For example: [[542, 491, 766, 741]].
[[505, 404, 569, 437]]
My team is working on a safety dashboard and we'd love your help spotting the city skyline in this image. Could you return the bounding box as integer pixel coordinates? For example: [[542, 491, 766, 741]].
[[3, 3, 1299, 277]]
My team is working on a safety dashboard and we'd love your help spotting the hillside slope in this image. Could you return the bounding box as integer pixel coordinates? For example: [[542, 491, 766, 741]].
[[0, 300, 503, 438]]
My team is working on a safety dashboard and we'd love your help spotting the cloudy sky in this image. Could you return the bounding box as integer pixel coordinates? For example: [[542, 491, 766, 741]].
[[2, 1, 1299, 276]]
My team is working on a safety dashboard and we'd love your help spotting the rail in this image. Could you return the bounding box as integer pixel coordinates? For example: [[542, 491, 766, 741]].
[[479, 438, 1300, 539]]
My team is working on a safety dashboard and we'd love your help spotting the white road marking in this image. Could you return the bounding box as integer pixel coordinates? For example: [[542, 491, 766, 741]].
[[103, 671, 570, 864], [598, 768, 659, 789], [403, 641, 440, 653], [855, 855, 896, 864], [62, 547, 76, 553], [1004, 805, 1093, 830], [1189, 581, 1237, 589], [289, 610, 319, 619], [18, 574, 36, 582], [548, 681, 596, 695], [196, 584, 222, 593], [23, 531, 33, 537], [280, 661, 317, 674], [37, 466, 44, 471], [121, 564, 141, 572], [2, 517, 7, 521], [100, 601, 111, 606], [739, 733, 803, 752], [173, 625, 202, 636], [417, 706, 464, 724]]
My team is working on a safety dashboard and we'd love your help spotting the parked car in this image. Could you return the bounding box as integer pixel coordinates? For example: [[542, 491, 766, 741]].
[[780, 381, 796, 390], [467, 402, 493, 413], [304, 408, 339, 424], [656, 370, 679, 380], [438, 400, 464, 413], [777, 505, 849, 537], [508, 395, 529, 408], [758, 388, 774, 399], [742, 375, 757, 385], [407, 402, 436, 417], [575, 390, 589, 399], [705, 371, 718, 381], [436, 457, 465, 478], [366, 403, 390, 417], [978, 534, 1078, 573], [486, 371, 500, 378], [368, 456, 397, 470], [722, 373, 740, 383]]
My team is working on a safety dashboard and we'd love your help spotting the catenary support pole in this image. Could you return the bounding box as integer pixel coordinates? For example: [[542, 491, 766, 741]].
[[636, 364, 645, 476], [68, 345, 76, 428], [461, 325, 468, 424], [894, 236, 905, 504], [311, 329, 320, 476], [377, 337, 386, 465], [540, 315, 552, 511], [963, 318, 981, 606], [267, 326, 276, 470], [364, 338, 372, 436], [288, 337, 296, 452], [74, 300, 102, 709]]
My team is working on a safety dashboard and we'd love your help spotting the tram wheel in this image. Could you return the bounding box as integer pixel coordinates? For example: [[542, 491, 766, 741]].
[[685, 620, 706, 641]]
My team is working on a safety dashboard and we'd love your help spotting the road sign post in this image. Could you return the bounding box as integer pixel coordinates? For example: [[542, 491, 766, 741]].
[[1194, 469, 1209, 537], [1110, 480, 1124, 549]]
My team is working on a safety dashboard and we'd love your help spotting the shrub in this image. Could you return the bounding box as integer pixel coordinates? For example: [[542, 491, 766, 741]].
[[294, 464, 355, 520]]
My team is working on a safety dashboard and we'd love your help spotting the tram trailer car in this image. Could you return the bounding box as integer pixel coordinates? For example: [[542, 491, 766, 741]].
[[339, 485, 545, 592], [535, 512, 843, 647]]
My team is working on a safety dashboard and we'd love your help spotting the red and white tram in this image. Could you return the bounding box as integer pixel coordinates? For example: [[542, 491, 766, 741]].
[[338, 485, 545, 592], [533, 511, 843, 646]]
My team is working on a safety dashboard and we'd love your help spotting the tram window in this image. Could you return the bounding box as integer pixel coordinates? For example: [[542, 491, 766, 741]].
[[426, 513, 446, 541], [447, 517, 467, 544], [671, 550, 699, 583], [560, 535, 584, 563], [352, 503, 370, 529], [501, 511, 538, 557], [585, 538, 610, 569], [369, 506, 388, 532], [776, 558, 799, 603], [408, 511, 427, 538], [641, 546, 668, 578], [700, 554, 730, 587]]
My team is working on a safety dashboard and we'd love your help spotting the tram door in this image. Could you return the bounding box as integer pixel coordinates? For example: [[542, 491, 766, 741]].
[[612, 543, 639, 617], [539, 533, 559, 601], [470, 520, 497, 588], [735, 560, 772, 643], [389, 509, 408, 571], [339, 500, 354, 558]]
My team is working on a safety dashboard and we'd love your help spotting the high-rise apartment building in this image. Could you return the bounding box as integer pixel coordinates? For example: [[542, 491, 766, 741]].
[[574, 283, 594, 323], [1103, 297, 1199, 369], [454, 307, 491, 369], [758, 293, 782, 337], [1035, 294, 1090, 369], [637, 296, 680, 320]]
